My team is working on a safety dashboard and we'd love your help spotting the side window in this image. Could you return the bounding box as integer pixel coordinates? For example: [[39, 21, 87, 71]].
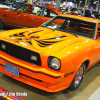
[[44, 9, 58, 18], [96, 23, 100, 39], [15, 5, 32, 13], [32, 6, 42, 16], [15, 6, 42, 15]]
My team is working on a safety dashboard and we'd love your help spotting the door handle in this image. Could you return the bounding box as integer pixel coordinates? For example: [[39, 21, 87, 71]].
[[36, 19, 39, 20], [4, 14, 6, 17]]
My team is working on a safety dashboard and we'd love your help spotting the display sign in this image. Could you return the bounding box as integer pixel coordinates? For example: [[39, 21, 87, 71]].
[[0, 87, 26, 100]]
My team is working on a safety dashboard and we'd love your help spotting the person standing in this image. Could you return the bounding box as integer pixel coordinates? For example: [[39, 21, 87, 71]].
[[48, 2, 54, 8], [84, 6, 91, 17]]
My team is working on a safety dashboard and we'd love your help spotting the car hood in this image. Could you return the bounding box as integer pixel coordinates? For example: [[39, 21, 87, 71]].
[[0, 27, 87, 55]]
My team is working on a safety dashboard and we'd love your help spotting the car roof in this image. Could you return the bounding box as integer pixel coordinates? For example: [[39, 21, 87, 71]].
[[59, 14, 100, 23]]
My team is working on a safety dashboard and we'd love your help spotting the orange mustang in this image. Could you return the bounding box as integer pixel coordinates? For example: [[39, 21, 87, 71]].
[[0, 4, 62, 28], [0, 15, 100, 92]]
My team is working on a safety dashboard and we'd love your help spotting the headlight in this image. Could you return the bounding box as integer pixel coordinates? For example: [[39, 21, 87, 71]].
[[48, 56, 61, 71]]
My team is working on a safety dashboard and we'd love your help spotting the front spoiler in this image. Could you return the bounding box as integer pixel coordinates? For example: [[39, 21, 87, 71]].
[[0, 52, 70, 92]]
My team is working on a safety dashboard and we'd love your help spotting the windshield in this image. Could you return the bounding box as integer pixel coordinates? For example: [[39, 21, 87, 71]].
[[41, 16, 96, 38]]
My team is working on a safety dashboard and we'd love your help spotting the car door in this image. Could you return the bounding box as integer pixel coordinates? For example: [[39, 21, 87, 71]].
[[0, 9, 19, 26], [21, 6, 43, 28], [30, 6, 44, 27], [5, 10, 22, 26], [6, 5, 36, 27]]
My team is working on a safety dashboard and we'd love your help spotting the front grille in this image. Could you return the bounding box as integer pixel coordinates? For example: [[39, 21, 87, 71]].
[[0, 40, 41, 66]]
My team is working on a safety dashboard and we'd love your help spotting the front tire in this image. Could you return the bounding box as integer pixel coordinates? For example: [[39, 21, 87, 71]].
[[68, 63, 86, 90]]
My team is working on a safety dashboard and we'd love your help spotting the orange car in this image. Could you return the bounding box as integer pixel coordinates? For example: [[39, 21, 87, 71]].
[[0, 3, 62, 28], [0, 15, 100, 92]]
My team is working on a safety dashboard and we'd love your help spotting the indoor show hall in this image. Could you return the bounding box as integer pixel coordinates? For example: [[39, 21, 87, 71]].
[[0, 0, 100, 100]]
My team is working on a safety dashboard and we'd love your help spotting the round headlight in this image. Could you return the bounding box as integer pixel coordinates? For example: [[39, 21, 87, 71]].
[[48, 56, 61, 71]]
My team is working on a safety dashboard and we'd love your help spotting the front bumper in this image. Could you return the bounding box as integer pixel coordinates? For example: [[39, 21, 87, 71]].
[[0, 51, 70, 92]]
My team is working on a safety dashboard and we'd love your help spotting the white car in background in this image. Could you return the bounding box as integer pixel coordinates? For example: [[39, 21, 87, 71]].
[[0, 4, 11, 8]]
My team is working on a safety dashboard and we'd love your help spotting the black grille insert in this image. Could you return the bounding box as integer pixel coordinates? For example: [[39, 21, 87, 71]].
[[0, 40, 41, 66]]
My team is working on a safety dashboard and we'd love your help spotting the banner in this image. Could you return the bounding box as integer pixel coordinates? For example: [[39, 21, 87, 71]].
[[0, 87, 26, 100]]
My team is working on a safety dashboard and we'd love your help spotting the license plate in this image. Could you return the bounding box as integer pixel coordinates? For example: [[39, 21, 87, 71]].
[[5, 63, 19, 77]]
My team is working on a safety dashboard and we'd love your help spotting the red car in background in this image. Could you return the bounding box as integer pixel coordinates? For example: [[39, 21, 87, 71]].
[[0, 3, 62, 29]]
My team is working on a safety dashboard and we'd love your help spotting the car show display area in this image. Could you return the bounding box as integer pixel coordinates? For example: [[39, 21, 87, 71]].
[[0, 0, 100, 99], [0, 14, 100, 97], [0, 15, 100, 92]]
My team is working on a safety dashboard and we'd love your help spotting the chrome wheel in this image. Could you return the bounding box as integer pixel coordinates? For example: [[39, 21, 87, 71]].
[[74, 66, 83, 87], [68, 63, 86, 90]]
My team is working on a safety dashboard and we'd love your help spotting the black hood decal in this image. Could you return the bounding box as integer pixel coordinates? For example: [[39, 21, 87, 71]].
[[9, 30, 43, 37], [44, 36, 67, 40], [26, 41, 32, 45], [35, 36, 67, 47], [28, 30, 44, 36], [35, 40, 60, 47], [10, 31, 28, 37], [9, 30, 67, 47]]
